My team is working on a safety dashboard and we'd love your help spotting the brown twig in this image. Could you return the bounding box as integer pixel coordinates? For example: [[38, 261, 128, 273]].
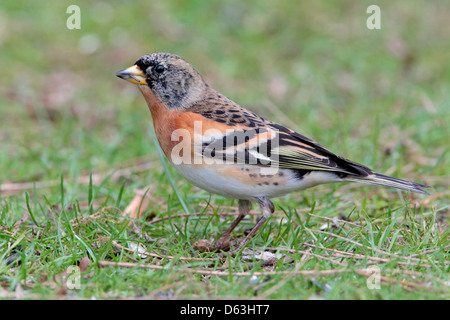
[[147, 204, 329, 225], [147, 211, 261, 225], [0, 160, 156, 194], [97, 260, 436, 290], [98, 260, 354, 277], [111, 240, 216, 262], [268, 242, 450, 268]]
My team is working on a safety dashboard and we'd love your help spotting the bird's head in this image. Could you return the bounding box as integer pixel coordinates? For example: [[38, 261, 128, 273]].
[[116, 52, 208, 109]]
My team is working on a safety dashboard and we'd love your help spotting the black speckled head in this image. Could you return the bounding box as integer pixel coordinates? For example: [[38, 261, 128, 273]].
[[134, 53, 209, 109]]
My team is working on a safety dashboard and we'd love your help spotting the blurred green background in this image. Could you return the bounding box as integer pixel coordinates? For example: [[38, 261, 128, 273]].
[[0, 0, 449, 300], [0, 0, 449, 185], [0, 0, 448, 188]]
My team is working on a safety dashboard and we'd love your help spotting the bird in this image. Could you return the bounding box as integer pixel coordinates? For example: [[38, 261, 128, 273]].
[[116, 52, 430, 255]]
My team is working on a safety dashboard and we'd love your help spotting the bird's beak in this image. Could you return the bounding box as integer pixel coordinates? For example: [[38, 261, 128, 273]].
[[115, 65, 147, 85]]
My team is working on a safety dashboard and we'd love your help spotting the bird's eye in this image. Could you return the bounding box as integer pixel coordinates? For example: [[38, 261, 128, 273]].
[[155, 65, 165, 73]]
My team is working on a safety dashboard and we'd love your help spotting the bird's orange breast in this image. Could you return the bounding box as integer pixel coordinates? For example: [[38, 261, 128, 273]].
[[137, 85, 182, 159], [139, 85, 235, 163]]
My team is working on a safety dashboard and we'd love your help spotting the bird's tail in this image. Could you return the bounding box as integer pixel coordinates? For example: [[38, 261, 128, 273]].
[[345, 173, 430, 195]]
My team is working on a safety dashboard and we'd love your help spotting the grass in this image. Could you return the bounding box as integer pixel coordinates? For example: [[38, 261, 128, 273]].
[[0, 0, 449, 300]]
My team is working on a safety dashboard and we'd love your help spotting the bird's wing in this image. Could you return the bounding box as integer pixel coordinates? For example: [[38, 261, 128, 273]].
[[266, 122, 372, 176], [185, 98, 373, 177]]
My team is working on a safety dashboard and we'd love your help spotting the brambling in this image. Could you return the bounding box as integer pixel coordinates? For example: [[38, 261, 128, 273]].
[[116, 52, 430, 254]]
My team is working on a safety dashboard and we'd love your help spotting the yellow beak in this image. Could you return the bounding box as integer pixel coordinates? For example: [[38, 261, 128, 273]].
[[116, 65, 147, 85]]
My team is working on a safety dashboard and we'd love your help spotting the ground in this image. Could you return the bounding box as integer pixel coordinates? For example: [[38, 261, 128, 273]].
[[0, 0, 449, 299]]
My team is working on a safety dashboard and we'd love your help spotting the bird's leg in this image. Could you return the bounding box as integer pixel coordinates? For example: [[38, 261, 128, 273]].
[[226, 196, 274, 256], [212, 199, 252, 251]]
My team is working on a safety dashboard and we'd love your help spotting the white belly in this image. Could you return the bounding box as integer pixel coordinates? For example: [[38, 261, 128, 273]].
[[172, 163, 341, 200]]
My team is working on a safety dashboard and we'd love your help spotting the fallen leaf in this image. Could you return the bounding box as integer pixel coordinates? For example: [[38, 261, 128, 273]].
[[122, 186, 154, 220], [79, 256, 90, 272]]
